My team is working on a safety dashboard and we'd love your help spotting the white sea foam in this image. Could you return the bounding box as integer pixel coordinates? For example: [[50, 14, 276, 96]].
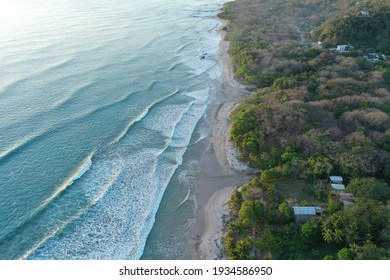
[[170, 96, 209, 148], [29, 147, 175, 259], [142, 102, 193, 138], [183, 87, 210, 103], [28, 84, 213, 260], [111, 89, 179, 144], [177, 188, 191, 208]]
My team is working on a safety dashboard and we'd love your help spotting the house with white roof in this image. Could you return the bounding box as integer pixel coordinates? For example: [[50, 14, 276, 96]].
[[329, 176, 345, 192], [331, 183, 346, 192], [336, 45, 349, 52], [329, 176, 343, 184]]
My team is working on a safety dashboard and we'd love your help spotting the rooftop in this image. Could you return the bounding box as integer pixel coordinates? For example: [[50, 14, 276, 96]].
[[293, 206, 317, 215], [330, 176, 343, 183], [331, 183, 346, 191]]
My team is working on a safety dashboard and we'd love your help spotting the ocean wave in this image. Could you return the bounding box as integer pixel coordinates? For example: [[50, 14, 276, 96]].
[[39, 153, 95, 211], [49, 79, 97, 110], [184, 87, 210, 103], [25, 85, 210, 259], [142, 102, 193, 138], [0, 130, 54, 162], [173, 41, 203, 54], [111, 89, 179, 144], [0, 151, 126, 260], [66, 159, 92, 187], [0, 86, 174, 164], [0, 56, 75, 98]]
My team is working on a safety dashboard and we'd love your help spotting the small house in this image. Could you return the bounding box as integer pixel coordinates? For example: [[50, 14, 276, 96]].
[[329, 176, 343, 184], [293, 206, 321, 223], [331, 183, 346, 192], [336, 45, 349, 52], [360, 11, 370, 17]]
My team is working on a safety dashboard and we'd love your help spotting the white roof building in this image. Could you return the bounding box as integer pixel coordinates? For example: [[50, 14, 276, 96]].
[[331, 183, 346, 192], [336, 45, 349, 52], [330, 176, 343, 183]]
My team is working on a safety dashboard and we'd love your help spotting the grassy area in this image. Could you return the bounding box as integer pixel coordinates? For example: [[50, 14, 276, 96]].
[[276, 180, 323, 205]]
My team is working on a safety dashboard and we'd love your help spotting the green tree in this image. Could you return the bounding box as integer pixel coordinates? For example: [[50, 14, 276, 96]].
[[301, 219, 322, 244], [337, 248, 355, 260], [326, 198, 343, 214], [224, 237, 236, 259], [234, 238, 253, 260], [347, 178, 390, 202], [306, 156, 333, 179], [239, 200, 264, 250], [228, 221, 244, 235], [278, 202, 295, 223], [349, 242, 388, 260], [228, 189, 243, 216], [321, 213, 344, 244], [256, 226, 274, 251], [238, 200, 264, 228], [340, 199, 388, 245]]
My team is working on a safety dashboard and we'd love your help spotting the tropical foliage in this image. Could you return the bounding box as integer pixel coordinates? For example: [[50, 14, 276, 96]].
[[221, 0, 390, 260]]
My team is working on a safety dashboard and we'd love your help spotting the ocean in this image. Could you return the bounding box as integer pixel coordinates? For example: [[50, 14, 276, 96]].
[[0, 0, 226, 259]]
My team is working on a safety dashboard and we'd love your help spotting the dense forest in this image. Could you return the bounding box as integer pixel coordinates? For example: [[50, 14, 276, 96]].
[[220, 0, 390, 259], [315, 3, 390, 52]]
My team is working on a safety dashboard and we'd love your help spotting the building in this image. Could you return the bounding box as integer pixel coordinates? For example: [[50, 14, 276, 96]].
[[293, 206, 321, 223], [360, 11, 370, 17], [329, 176, 343, 184], [331, 183, 346, 192], [336, 45, 349, 52]]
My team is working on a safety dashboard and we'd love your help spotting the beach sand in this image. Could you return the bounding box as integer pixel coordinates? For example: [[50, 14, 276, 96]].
[[183, 19, 258, 260]]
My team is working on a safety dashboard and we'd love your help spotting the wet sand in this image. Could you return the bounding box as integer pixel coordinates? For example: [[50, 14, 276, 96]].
[[183, 19, 257, 260]]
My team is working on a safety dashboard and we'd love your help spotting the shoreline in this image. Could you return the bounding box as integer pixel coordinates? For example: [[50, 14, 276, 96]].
[[183, 19, 254, 260]]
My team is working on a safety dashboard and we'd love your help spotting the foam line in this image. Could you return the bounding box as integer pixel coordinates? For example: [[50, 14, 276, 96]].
[[111, 89, 179, 144], [177, 188, 191, 208], [40, 153, 95, 209]]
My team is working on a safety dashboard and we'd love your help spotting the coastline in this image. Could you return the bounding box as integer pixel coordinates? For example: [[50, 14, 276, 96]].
[[183, 19, 254, 260]]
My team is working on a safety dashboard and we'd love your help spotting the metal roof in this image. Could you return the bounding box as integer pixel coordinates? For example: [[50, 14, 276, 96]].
[[330, 176, 343, 182], [331, 183, 345, 190], [293, 206, 317, 215]]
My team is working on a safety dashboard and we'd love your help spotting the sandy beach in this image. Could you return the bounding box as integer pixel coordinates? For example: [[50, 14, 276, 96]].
[[183, 19, 257, 260]]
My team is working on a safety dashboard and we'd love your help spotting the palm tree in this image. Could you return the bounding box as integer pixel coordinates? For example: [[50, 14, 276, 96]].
[[323, 228, 334, 243]]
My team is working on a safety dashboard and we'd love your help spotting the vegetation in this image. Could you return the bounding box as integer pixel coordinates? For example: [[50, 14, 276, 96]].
[[314, 3, 390, 52], [220, 0, 390, 260]]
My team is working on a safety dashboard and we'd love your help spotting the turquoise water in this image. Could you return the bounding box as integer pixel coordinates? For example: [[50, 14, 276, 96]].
[[0, 0, 225, 259]]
